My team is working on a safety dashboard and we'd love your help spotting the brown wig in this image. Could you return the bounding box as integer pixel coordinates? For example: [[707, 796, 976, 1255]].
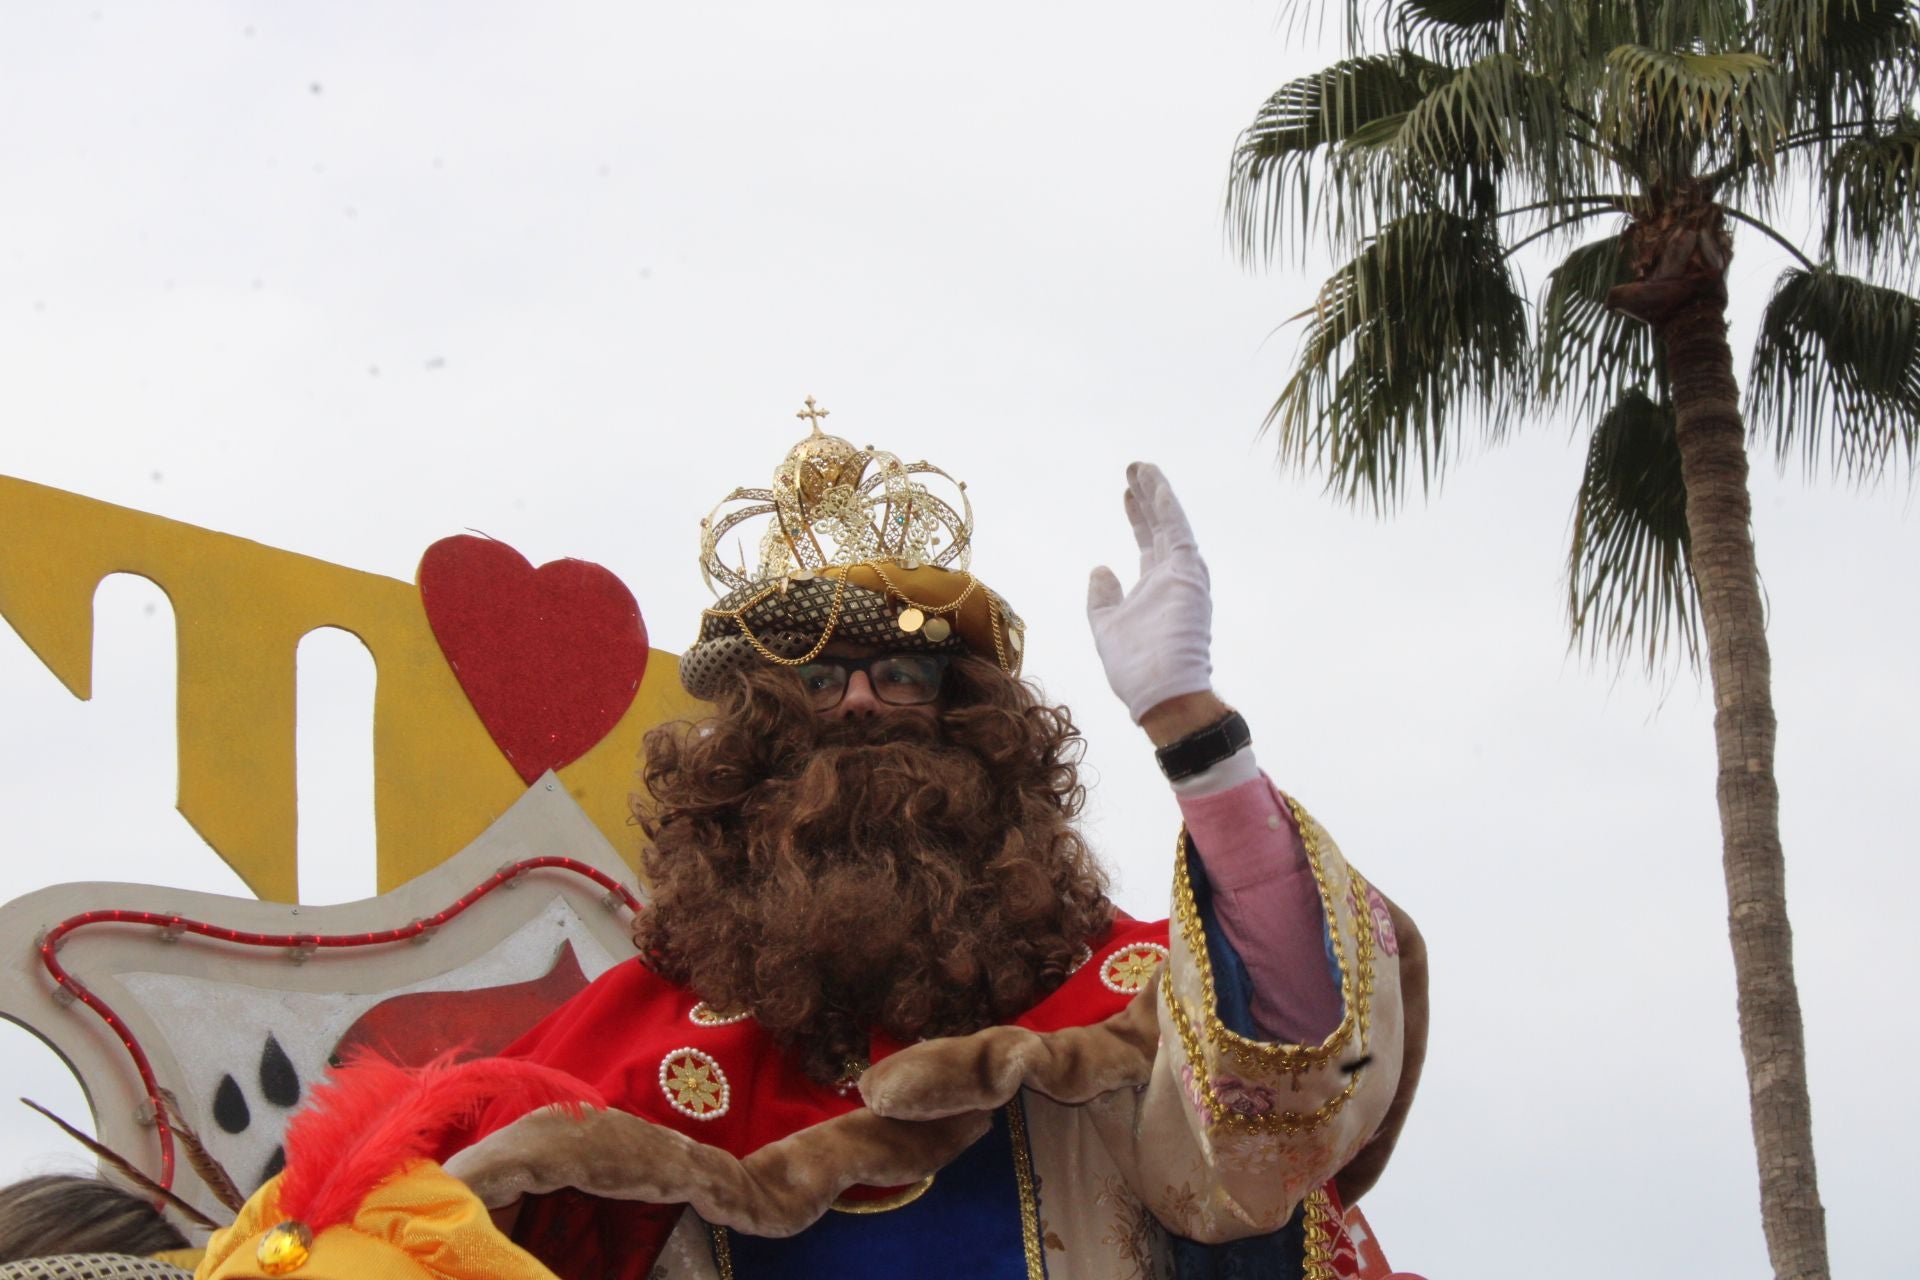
[[632, 656, 1112, 1084], [0, 1174, 187, 1262]]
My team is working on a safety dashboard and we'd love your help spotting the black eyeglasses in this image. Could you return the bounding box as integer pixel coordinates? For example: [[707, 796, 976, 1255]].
[[795, 653, 951, 710]]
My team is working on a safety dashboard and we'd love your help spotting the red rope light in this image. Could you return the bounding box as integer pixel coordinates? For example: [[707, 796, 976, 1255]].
[[37, 856, 643, 1191]]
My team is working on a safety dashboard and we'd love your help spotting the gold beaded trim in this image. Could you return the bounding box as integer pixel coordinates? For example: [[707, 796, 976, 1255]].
[[1168, 797, 1373, 1077], [1301, 1186, 1336, 1280], [1344, 868, 1378, 1046], [1162, 799, 1378, 1135], [1163, 984, 1364, 1134]]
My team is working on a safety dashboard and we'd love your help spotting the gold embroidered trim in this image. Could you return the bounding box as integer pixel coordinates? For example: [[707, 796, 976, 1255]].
[[1007, 1099, 1045, 1280], [1301, 1187, 1336, 1280], [708, 1220, 734, 1278], [1344, 867, 1377, 1047], [829, 1174, 936, 1214], [1164, 797, 1376, 1133]]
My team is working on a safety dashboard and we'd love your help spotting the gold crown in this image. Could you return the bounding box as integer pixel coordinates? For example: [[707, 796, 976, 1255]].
[[699, 397, 974, 595]]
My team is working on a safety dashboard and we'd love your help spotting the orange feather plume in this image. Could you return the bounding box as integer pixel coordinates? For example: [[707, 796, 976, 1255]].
[[272, 1051, 604, 1235]]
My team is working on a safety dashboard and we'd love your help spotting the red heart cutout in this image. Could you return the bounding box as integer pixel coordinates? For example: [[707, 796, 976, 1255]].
[[419, 536, 648, 784]]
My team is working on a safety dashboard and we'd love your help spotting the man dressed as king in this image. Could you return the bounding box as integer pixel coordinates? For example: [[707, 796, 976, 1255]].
[[201, 404, 1428, 1280]]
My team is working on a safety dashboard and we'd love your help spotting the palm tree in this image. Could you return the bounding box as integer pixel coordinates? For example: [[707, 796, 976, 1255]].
[[1224, 3, 1918, 1276]]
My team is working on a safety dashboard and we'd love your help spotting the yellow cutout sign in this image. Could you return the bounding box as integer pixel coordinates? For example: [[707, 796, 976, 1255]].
[[0, 475, 698, 902]]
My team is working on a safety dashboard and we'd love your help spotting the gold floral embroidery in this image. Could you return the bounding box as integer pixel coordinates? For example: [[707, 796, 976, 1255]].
[[1095, 1176, 1154, 1280], [1100, 942, 1170, 994], [1161, 1181, 1201, 1226], [658, 1048, 730, 1119]]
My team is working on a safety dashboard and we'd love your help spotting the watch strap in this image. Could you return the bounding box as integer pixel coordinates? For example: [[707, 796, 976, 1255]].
[[1154, 710, 1251, 782]]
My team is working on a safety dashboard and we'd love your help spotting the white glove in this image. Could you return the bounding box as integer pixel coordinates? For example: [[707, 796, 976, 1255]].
[[1086, 462, 1213, 722]]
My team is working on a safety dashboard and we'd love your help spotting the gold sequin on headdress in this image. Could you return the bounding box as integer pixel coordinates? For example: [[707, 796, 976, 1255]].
[[679, 399, 1024, 701]]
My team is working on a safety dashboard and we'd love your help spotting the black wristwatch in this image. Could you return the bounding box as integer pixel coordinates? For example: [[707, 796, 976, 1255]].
[[1154, 710, 1252, 782]]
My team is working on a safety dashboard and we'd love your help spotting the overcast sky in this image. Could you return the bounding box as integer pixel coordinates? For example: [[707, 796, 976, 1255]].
[[0, 4, 1914, 1276]]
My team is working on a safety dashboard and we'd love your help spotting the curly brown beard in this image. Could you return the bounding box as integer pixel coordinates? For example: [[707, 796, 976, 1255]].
[[631, 656, 1113, 1084]]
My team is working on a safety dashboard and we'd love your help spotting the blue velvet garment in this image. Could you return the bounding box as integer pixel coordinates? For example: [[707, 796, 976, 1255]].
[[1167, 842, 1329, 1278], [1166, 1201, 1309, 1280], [718, 1104, 1034, 1278]]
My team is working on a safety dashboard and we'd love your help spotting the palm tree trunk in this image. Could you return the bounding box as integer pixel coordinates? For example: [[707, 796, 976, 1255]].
[[1663, 293, 1830, 1280]]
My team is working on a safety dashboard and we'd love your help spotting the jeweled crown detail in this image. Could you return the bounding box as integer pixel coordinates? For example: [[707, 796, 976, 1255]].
[[699, 397, 974, 595]]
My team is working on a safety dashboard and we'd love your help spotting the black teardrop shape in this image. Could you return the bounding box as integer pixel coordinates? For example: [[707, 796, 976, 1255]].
[[212, 1074, 250, 1134], [259, 1036, 300, 1108], [258, 1145, 286, 1184]]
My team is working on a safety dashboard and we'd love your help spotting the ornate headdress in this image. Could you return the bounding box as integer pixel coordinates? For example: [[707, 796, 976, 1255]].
[[679, 398, 1024, 699]]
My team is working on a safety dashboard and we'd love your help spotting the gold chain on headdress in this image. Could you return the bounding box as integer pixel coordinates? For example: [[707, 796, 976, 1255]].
[[721, 567, 853, 667], [866, 562, 982, 617]]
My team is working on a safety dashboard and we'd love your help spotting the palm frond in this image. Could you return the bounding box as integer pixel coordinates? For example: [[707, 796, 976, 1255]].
[[1269, 209, 1530, 509], [1601, 46, 1789, 181], [1536, 233, 1666, 420], [1395, 52, 1589, 205], [1755, 0, 1920, 129], [1820, 125, 1920, 274], [1227, 53, 1438, 263], [1275, 0, 1372, 49], [1748, 266, 1920, 479], [1508, 0, 1636, 86], [1391, 0, 1507, 61], [1568, 390, 1701, 673]]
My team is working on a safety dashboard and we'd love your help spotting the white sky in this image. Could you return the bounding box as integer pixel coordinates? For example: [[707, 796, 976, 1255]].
[[0, 4, 1914, 1275]]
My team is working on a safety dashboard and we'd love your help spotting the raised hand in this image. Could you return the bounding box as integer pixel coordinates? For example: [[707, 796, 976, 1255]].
[[1085, 463, 1213, 724]]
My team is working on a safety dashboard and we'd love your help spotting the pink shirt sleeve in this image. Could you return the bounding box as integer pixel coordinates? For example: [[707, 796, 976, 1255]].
[[1175, 769, 1344, 1045]]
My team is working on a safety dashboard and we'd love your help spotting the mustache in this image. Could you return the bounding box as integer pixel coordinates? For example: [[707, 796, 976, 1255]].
[[803, 710, 943, 750], [749, 724, 994, 857]]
